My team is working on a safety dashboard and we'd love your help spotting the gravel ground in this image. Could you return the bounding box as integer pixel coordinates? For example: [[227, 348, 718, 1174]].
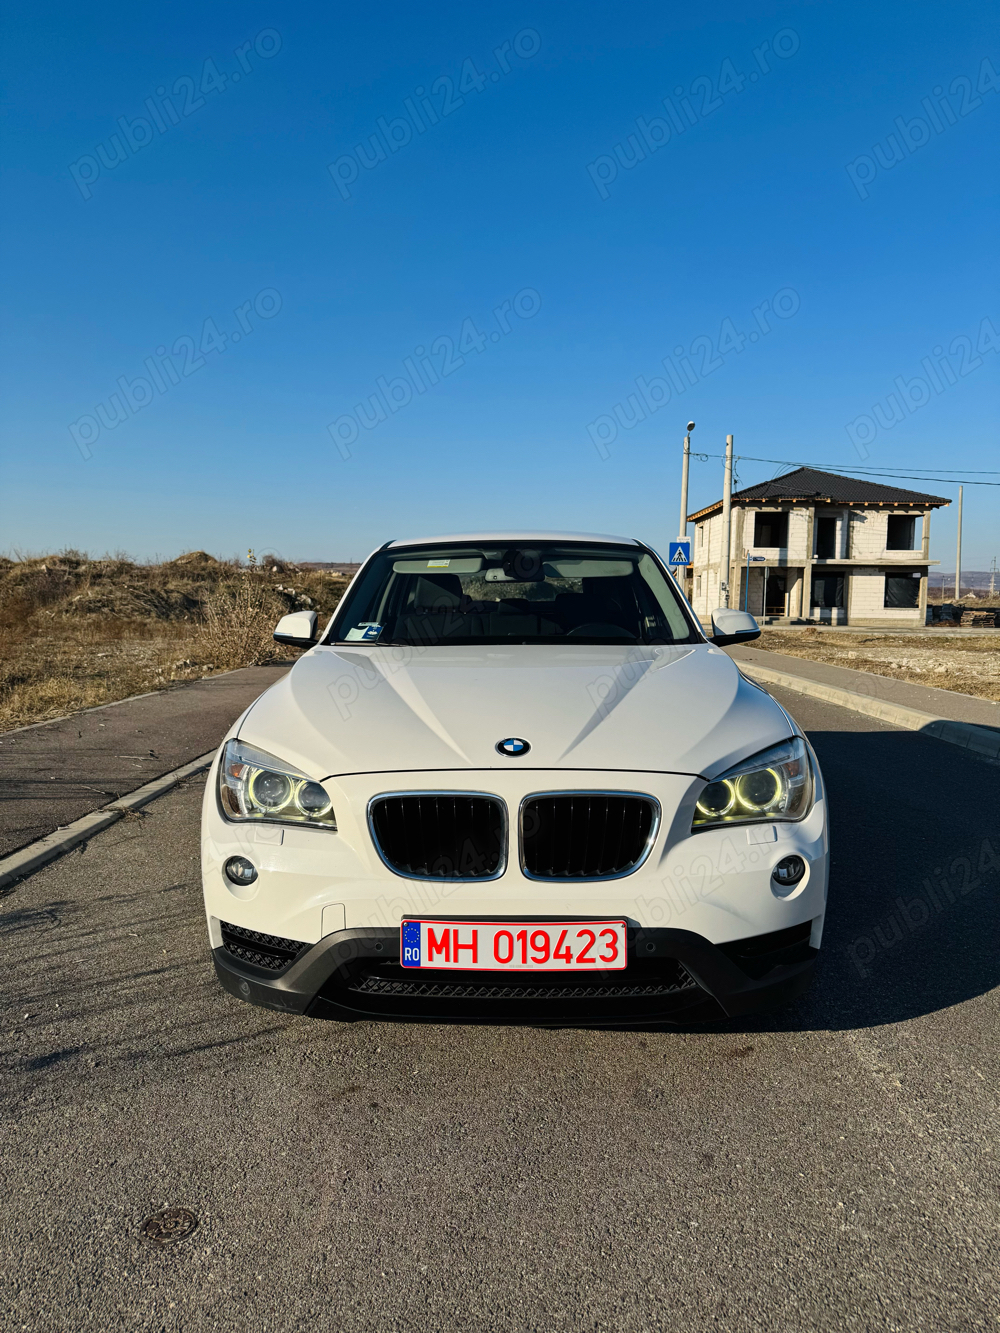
[[756, 629, 1000, 702]]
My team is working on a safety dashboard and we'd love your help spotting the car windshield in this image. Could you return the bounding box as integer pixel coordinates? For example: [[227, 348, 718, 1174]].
[[327, 542, 698, 646]]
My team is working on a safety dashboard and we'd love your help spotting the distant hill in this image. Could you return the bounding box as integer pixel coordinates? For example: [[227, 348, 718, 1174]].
[[929, 570, 997, 594], [928, 572, 998, 603]]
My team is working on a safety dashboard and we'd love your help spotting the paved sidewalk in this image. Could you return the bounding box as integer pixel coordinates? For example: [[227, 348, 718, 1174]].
[[727, 645, 1000, 729], [0, 665, 290, 858]]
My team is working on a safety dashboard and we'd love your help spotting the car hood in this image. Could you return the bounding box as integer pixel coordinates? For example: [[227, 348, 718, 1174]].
[[238, 643, 792, 779]]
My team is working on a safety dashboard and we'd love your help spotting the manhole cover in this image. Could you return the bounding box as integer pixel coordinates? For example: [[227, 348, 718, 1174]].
[[141, 1207, 199, 1244]]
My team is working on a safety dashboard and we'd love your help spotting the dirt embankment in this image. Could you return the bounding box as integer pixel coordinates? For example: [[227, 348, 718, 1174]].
[[0, 551, 349, 731]]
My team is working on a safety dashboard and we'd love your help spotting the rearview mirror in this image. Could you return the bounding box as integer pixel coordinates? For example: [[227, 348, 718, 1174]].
[[273, 610, 318, 648], [709, 608, 761, 647]]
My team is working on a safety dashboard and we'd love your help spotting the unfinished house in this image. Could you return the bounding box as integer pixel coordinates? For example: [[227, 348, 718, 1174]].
[[688, 467, 949, 626]]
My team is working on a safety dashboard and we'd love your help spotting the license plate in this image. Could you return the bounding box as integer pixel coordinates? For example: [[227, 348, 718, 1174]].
[[400, 919, 628, 971]]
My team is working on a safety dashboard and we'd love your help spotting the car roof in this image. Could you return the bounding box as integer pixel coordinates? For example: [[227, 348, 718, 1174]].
[[386, 530, 640, 548]]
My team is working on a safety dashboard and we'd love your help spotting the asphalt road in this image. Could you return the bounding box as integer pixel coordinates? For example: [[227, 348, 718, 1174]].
[[3, 685, 999, 1332]]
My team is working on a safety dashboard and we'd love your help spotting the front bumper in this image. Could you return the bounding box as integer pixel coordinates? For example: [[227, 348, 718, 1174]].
[[203, 751, 828, 1023], [211, 920, 818, 1024]]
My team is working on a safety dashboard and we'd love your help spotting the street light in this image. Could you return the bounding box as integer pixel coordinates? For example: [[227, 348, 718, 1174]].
[[678, 422, 695, 539]]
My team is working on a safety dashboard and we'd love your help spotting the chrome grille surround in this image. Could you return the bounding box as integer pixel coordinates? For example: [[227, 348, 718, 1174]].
[[367, 791, 508, 881]]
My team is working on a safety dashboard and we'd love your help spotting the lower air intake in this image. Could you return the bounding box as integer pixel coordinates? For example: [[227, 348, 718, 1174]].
[[369, 794, 505, 879], [521, 793, 657, 879], [220, 921, 307, 972], [349, 965, 697, 1001]]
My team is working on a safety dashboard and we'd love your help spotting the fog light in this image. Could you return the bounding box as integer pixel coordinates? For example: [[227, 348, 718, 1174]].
[[224, 856, 258, 886], [772, 855, 806, 887]]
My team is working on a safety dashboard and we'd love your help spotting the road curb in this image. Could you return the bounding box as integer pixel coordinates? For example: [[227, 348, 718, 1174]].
[[0, 750, 216, 893], [741, 663, 1000, 761]]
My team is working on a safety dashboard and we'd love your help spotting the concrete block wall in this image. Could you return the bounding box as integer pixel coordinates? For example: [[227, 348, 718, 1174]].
[[693, 513, 721, 568], [787, 508, 811, 563], [847, 568, 922, 622], [692, 566, 724, 616], [691, 513, 724, 616], [848, 509, 922, 559]]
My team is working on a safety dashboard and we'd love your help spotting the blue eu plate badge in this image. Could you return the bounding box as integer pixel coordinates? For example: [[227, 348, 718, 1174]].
[[401, 920, 422, 966]]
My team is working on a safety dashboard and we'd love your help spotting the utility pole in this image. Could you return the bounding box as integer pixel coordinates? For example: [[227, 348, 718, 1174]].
[[720, 434, 734, 607], [955, 484, 963, 601], [678, 422, 695, 538], [989, 556, 997, 599]]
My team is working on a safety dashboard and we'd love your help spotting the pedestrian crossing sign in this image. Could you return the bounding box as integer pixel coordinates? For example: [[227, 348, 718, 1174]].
[[668, 540, 692, 567]]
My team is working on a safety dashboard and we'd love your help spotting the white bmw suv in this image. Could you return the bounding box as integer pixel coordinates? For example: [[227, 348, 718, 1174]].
[[201, 532, 828, 1024]]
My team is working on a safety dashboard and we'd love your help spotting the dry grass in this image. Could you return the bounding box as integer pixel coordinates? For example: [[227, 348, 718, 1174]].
[[0, 551, 349, 731], [198, 574, 291, 671], [753, 628, 1000, 703]]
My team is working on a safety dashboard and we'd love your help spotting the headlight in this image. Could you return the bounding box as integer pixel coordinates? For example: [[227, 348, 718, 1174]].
[[692, 737, 812, 831], [218, 739, 337, 829]]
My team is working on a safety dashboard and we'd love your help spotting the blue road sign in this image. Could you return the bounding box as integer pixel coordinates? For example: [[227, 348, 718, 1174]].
[[668, 540, 692, 567]]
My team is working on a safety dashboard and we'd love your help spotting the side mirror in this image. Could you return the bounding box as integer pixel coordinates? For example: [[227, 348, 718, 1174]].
[[709, 608, 761, 647], [273, 610, 318, 648]]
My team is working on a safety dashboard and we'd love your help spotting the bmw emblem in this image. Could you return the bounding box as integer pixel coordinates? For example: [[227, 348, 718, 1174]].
[[496, 737, 530, 758]]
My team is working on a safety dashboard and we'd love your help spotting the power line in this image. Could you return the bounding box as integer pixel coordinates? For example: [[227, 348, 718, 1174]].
[[816, 466, 997, 477], [759, 460, 1000, 477], [692, 454, 1000, 486]]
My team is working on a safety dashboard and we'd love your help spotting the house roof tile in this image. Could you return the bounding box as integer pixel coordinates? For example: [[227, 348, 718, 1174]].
[[688, 467, 950, 521]]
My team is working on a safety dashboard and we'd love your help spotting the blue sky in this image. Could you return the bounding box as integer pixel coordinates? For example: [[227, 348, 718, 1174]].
[[1, 0, 997, 568]]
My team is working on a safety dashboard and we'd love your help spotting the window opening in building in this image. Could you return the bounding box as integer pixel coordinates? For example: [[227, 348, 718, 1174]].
[[812, 573, 844, 608], [884, 571, 921, 608], [753, 512, 788, 547], [815, 516, 838, 559], [886, 515, 916, 550]]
